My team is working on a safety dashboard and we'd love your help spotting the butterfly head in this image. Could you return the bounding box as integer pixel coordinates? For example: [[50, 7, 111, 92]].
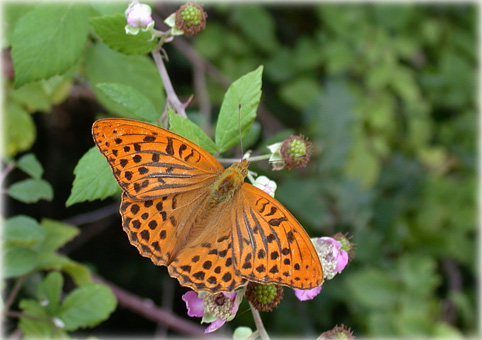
[[229, 159, 249, 179]]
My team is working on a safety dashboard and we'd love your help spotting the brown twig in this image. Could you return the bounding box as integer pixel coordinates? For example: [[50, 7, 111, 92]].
[[63, 202, 118, 226], [440, 258, 462, 324], [92, 275, 221, 338]]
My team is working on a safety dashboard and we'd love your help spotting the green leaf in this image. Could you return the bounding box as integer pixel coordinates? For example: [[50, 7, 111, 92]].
[[303, 80, 354, 171], [9, 67, 77, 112], [91, 2, 127, 16], [215, 66, 263, 153], [58, 283, 117, 331], [62, 261, 93, 286], [242, 121, 261, 150], [4, 101, 36, 156], [37, 271, 63, 315], [345, 133, 381, 188], [3, 2, 36, 48], [35, 253, 92, 286], [96, 83, 160, 121], [3, 246, 38, 278], [8, 179, 54, 203], [4, 215, 45, 247], [90, 14, 158, 55], [279, 77, 322, 110], [11, 3, 90, 87], [168, 109, 217, 154], [19, 299, 64, 339], [34, 219, 79, 253], [85, 42, 164, 118], [231, 6, 278, 53], [66, 146, 119, 206], [345, 268, 400, 310], [9, 82, 52, 112], [17, 153, 44, 179]]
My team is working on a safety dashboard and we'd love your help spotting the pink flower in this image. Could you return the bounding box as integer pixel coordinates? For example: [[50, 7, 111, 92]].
[[294, 286, 322, 301], [294, 236, 350, 301], [182, 290, 242, 333], [125, 2, 154, 27], [182, 291, 204, 317]]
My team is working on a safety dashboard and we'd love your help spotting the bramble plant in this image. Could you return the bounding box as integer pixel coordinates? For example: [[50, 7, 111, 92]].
[[3, 0, 476, 339]]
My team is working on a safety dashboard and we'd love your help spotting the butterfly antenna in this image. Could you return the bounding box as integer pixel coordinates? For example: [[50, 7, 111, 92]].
[[238, 103, 244, 157]]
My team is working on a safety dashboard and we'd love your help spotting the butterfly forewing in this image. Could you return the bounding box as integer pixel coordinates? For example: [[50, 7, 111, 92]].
[[232, 184, 323, 290], [92, 119, 224, 200]]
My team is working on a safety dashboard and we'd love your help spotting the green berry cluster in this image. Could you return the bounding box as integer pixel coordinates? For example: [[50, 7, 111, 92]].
[[253, 284, 277, 304], [288, 139, 307, 159], [181, 5, 202, 27]]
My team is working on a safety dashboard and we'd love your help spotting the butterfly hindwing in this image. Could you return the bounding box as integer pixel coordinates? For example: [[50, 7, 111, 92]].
[[92, 119, 224, 200], [167, 208, 248, 292], [232, 183, 323, 290]]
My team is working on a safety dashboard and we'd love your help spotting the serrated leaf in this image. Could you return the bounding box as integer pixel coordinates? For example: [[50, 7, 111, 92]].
[[66, 146, 119, 206], [62, 261, 93, 286], [37, 271, 63, 315], [8, 178, 54, 203], [169, 109, 217, 154], [17, 153, 44, 179], [4, 215, 45, 247], [58, 283, 117, 331], [3, 246, 38, 278], [96, 83, 160, 121], [91, 14, 158, 55], [85, 42, 164, 118], [35, 253, 92, 286], [4, 101, 36, 157], [215, 66, 263, 153], [19, 299, 64, 339], [34, 219, 79, 253], [11, 3, 90, 87]]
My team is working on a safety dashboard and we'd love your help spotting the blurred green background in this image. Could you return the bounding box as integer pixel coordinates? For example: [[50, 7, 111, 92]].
[[4, 2, 477, 338]]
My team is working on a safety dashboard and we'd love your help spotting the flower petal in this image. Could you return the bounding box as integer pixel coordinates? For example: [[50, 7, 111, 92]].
[[182, 291, 204, 318], [294, 286, 322, 301], [205, 318, 226, 333], [336, 250, 349, 272]]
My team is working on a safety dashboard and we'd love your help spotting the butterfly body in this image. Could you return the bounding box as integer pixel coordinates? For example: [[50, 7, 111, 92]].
[[92, 119, 323, 293]]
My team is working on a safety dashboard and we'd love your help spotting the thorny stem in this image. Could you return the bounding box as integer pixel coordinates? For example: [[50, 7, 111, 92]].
[[151, 48, 187, 118], [249, 302, 270, 340]]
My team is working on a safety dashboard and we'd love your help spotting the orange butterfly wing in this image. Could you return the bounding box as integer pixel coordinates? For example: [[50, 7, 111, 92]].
[[93, 119, 245, 292], [93, 118, 322, 292], [232, 184, 323, 289], [92, 118, 223, 200]]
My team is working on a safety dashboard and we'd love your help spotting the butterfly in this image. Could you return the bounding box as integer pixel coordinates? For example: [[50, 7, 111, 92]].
[[92, 118, 323, 293]]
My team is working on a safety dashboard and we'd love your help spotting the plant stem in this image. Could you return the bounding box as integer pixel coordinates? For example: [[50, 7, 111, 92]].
[[249, 302, 270, 340], [216, 154, 271, 164], [0, 162, 15, 185], [151, 48, 187, 118], [247, 154, 271, 162], [3, 276, 25, 313]]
